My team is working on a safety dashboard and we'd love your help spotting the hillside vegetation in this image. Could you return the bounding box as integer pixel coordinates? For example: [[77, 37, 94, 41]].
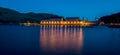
[[99, 13, 120, 23], [0, 7, 61, 24]]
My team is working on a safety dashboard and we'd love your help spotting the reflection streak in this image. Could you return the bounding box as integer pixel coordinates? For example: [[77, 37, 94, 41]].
[[40, 26, 83, 53]]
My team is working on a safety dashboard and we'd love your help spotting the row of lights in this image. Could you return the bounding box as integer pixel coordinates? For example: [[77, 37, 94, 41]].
[[110, 23, 120, 25], [40, 21, 84, 24]]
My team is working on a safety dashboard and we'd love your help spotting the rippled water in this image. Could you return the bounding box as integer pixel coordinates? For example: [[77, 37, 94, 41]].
[[0, 25, 120, 55]]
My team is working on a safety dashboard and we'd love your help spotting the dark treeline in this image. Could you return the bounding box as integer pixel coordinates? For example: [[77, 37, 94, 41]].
[[0, 7, 61, 24], [99, 12, 120, 23]]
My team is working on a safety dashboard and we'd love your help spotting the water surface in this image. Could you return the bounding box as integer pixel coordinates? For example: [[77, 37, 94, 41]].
[[0, 25, 120, 55]]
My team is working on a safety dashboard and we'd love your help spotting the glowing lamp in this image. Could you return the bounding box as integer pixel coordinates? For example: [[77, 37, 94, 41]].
[[80, 21, 84, 24]]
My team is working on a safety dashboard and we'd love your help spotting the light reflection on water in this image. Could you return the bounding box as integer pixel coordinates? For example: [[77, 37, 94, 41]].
[[1, 25, 120, 55], [40, 25, 83, 54]]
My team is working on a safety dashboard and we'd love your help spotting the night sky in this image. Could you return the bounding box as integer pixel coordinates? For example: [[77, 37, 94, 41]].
[[0, 0, 120, 20]]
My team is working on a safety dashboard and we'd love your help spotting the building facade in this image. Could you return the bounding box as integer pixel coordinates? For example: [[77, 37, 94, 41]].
[[40, 17, 64, 25], [40, 17, 85, 25]]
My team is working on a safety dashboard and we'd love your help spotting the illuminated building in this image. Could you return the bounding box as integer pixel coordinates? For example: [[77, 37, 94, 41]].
[[40, 17, 64, 25], [40, 17, 95, 26], [65, 17, 81, 25]]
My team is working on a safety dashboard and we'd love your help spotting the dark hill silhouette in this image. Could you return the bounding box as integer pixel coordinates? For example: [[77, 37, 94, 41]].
[[0, 7, 61, 24], [99, 12, 120, 23]]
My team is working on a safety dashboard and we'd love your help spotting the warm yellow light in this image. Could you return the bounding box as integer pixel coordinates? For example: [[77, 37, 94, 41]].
[[74, 22, 77, 24], [24, 22, 31, 26], [52, 21, 54, 23], [77, 22, 80, 23], [61, 21, 63, 23], [64, 22, 67, 23], [68, 22, 70, 24], [49, 21, 51, 23], [80, 21, 84, 24], [44, 22, 46, 24], [57, 22, 59, 24], [71, 22, 73, 24], [54, 22, 56, 24]]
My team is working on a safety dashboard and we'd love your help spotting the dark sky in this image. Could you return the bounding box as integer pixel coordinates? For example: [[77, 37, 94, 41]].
[[0, 0, 120, 20]]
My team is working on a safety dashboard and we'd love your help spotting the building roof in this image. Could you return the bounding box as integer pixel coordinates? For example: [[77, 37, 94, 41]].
[[41, 17, 64, 21], [65, 17, 81, 21]]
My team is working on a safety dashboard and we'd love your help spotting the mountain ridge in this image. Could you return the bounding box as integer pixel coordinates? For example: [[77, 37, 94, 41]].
[[0, 7, 61, 24], [99, 12, 120, 23]]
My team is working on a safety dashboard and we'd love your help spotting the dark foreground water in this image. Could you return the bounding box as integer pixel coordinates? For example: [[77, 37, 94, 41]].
[[0, 25, 120, 55]]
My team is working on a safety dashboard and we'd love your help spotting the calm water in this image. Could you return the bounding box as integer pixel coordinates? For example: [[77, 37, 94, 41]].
[[0, 25, 120, 55]]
